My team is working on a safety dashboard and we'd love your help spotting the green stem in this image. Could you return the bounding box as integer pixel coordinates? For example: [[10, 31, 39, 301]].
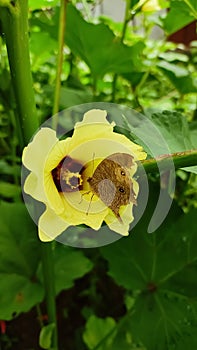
[[36, 304, 44, 328], [0, 2, 58, 349], [52, 0, 68, 130], [112, 0, 131, 102], [140, 149, 197, 174], [41, 243, 58, 350], [0, 0, 39, 145]]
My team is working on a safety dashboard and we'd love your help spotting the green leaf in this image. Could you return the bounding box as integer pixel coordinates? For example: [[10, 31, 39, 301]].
[[121, 71, 145, 87], [100, 192, 197, 350], [54, 244, 93, 294], [183, 121, 197, 173], [176, 326, 197, 350], [128, 291, 196, 350], [149, 111, 197, 174], [0, 202, 43, 320], [113, 109, 195, 160], [158, 61, 189, 78], [150, 110, 194, 152], [163, 0, 197, 34], [39, 323, 55, 349], [59, 86, 93, 108], [29, 0, 59, 10], [0, 273, 43, 321], [157, 61, 197, 94], [30, 31, 57, 71], [183, 166, 197, 174], [37, 243, 92, 295], [158, 51, 189, 63], [30, 4, 144, 79], [65, 4, 145, 78], [0, 160, 20, 176], [189, 121, 197, 147], [0, 182, 21, 198], [0, 69, 11, 91], [83, 315, 116, 350]]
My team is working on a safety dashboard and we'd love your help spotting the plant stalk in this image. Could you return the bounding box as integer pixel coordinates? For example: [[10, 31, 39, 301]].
[[41, 242, 58, 349], [111, 0, 132, 102], [0, 0, 38, 145], [0, 2, 58, 349], [140, 149, 197, 174], [52, 0, 68, 130]]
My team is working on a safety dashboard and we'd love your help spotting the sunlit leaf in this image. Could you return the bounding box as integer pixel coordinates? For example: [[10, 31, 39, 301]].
[[39, 323, 55, 349], [150, 110, 194, 152], [163, 0, 197, 34], [29, 0, 59, 10], [149, 111, 197, 174], [83, 315, 116, 350], [30, 31, 57, 71], [65, 4, 145, 78], [157, 61, 197, 94]]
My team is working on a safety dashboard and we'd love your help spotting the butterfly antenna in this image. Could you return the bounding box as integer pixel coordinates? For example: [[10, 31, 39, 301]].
[[92, 152, 95, 176], [86, 193, 94, 216]]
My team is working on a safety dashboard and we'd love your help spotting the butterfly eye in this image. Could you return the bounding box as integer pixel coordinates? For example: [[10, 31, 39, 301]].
[[121, 170, 125, 176], [119, 187, 125, 193]]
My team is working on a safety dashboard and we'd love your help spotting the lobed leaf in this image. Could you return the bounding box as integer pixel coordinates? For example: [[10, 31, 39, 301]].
[[0, 202, 43, 320], [65, 4, 145, 79], [100, 189, 197, 350], [162, 0, 197, 34]]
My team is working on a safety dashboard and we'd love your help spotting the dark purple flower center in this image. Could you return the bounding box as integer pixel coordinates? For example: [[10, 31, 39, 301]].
[[52, 156, 83, 192]]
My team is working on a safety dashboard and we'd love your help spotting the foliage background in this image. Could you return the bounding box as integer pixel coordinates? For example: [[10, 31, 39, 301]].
[[0, 0, 197, 349]]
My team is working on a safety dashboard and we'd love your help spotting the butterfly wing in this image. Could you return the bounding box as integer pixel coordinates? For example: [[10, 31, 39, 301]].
[[88, 153, 136, 221]]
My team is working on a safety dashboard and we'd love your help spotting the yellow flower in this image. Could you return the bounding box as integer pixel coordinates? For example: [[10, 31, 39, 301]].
[[22, 109, 146, 242], [138, 0, 162, 12]]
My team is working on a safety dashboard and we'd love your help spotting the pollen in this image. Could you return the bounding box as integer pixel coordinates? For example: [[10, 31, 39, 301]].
[[52, 156, 83, 192], [62, 170, 83, 190]]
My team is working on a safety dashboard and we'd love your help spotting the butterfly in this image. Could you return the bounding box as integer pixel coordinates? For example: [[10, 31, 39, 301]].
[[87, 153, 137, 222]]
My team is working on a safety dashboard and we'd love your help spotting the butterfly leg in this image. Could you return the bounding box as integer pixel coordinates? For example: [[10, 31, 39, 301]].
[[86, 193, 95, 216], [78, 190, 92, 204]]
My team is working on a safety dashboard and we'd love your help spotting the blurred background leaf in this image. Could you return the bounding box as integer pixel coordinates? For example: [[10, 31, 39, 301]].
[[0, 202, 43, 320], [163, 0, 197, 34]]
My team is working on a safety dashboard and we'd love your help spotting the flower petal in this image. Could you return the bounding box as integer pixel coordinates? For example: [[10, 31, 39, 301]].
[[38, 206, 70, 242], [44, 138, 71, 172], [39, 191, 109, 241], [22, 128, 58, 173], [105, 206, 132, 236], [24, 172, 47, 202], [67, 109, 146, 163], [23, 109, 147, 243], [70, 109, 112, 146], [61, 192, 108, 230], [44, 173, 65, 214]]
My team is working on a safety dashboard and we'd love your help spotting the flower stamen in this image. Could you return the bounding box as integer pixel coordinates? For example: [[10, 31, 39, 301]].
[[52, 156, 83, 192]]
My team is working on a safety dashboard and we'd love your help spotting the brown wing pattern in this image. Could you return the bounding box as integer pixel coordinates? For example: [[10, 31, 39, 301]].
[[88, 153, 136, 221]]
